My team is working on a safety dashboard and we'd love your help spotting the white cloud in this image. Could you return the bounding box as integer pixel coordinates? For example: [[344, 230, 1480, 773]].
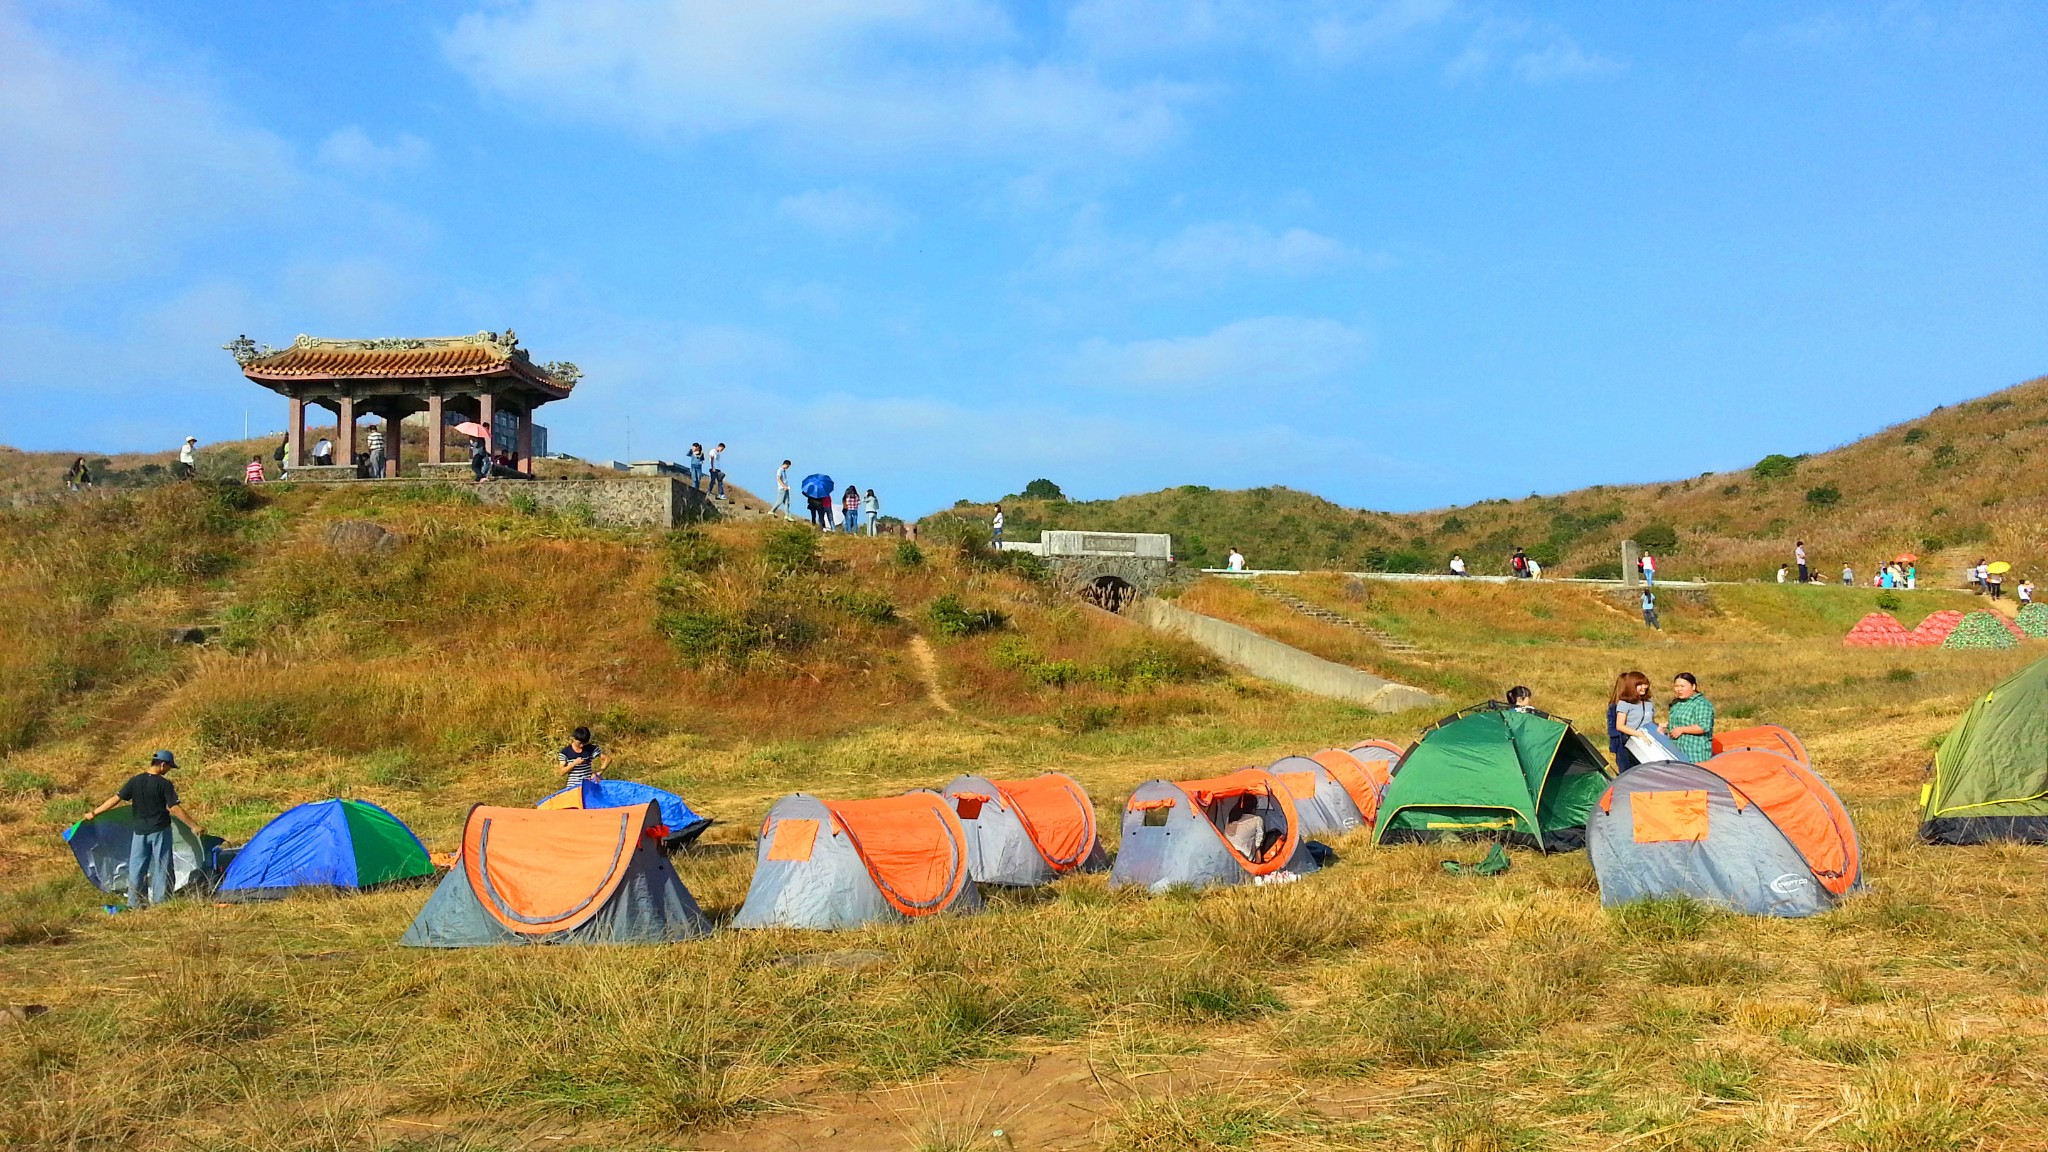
[[0, 4, 298, 282], [1310, 0, 1459, 61], [777, 186, 910, 240], [1152, 222, 1359, 276], [1072, 316, 1369, 391], [1446, 18, 1621, 84], [444, 0, 1189, 156], [316, 126, 430, 172], [1067, 0, 1457, 62]]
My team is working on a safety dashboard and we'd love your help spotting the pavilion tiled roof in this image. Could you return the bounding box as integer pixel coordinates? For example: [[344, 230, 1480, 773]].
[[233, 331, 575, 395]]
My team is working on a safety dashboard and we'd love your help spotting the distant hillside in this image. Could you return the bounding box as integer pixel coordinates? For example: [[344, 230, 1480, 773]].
[[939, 375, 2048, 585]]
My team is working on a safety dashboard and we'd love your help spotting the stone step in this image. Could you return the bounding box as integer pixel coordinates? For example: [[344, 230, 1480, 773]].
[[1247, 581, 1424, 654]]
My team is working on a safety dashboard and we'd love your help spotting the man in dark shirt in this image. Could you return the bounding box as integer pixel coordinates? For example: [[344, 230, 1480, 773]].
[[83, 750, 204, 910]]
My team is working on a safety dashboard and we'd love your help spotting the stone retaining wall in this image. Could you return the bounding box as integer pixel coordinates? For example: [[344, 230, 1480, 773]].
[[1131, 598, 1442, 713], [468, 477, 713, 528]]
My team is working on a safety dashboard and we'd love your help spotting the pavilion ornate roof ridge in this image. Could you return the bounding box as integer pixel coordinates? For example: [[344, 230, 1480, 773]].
[[226, 329, 580, 393]]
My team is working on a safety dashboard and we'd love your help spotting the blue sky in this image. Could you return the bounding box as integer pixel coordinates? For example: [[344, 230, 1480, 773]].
[[3, 1, 2045, 515]]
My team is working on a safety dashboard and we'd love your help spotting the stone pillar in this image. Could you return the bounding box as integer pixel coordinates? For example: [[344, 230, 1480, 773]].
[[426, 393, 444, 464], [287, 395, 305, 468], [383, 414, 399, 477], [478, 392, 496, 451], [1621, 540, 1641, 588], [517, 409, 534, 476], [338, 394, 357, 468]]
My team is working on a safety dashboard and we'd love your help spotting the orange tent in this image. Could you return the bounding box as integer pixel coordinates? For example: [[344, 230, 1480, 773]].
[[736, 791, 981, 929], [943, 773, 1106, 885]]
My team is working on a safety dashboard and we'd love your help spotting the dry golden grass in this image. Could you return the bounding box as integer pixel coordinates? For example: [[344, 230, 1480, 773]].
[[5, 484, 2048, 1149]]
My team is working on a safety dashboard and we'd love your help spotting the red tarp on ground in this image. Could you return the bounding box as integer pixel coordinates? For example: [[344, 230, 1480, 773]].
[[1843, 611, 1914, 647], [1910, 610, 1966, 647]]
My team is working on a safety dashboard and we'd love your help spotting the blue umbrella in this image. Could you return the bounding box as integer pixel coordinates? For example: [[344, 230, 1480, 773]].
[[800, 473, 834, 499]]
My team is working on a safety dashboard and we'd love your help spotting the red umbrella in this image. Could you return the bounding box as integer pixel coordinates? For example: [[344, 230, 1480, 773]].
[[1895, 553, 1918, 563], [453, 421, 490, 441]]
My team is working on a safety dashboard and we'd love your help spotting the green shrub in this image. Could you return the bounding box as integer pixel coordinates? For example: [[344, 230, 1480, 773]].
[[1377, 549, 1433, 574], [1931, 442, 1959, 469], [1020, 478, 1064, 500], [1902, 427, 1928, 444], [1752, 453, 1801, 481], [659, 602, 819, 666], [1578, 561, 1624, 580], [1634, 524, 1678, 551], [1806, 485, 1842, 508], [925, 594, 1007, 638], [1720, 484, 1741, 496], [893, 540, 925, 568], [662, 528, 726, 574], [829, 588, 897, 625], [195, 698, 310, 753], [1875, 590, 1902, 611], [761, 525, 821, 573]]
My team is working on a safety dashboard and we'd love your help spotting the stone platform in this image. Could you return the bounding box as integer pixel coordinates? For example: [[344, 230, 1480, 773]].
[[269, 474, 714, 529]]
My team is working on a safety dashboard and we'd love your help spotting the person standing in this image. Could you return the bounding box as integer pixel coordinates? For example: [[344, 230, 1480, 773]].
[[991, 505, 1005, 547], [773, 461, 793, 520], [2019, 578, 2035, 607], [1608, 672, 1655, 772], [66, 456, 92, 492], [365, 424, 386, 478], [176, 436, 199, 479], [1640, 550, 1657, 586], [1907, 563, 1917, 589], [1971, 559, 1987, 594], [687, 443, 705, 491], [1841, 564, 1854, 586], [863, 488, 880, 535], [841, 484, 861, 534], [709, 443, 728, 500], [1510, 547, 1529, 578], [82, 751, 204, 911], [1989, 567, 2005, 600], [1641, 589, 1660, 630], [1796, 541, 1808, 583], [559, 727, 610, 787], [244, 455, 266, 484], [1665, 673, 1715, 762]]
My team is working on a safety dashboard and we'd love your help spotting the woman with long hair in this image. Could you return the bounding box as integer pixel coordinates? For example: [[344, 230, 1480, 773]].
[[1607, 670, 1655, 772]]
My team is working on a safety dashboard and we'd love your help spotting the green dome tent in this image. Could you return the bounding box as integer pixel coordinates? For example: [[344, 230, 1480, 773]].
[[1373, 703, 1614, 851], [1920, 655, 2048, 844]]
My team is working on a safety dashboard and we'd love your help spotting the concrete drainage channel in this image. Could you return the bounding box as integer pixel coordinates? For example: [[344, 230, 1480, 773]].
[[1129, 598, 1442, 714]]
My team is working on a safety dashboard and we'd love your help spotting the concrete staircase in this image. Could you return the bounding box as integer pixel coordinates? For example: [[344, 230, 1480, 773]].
[[1249, 579, 1425, 656]]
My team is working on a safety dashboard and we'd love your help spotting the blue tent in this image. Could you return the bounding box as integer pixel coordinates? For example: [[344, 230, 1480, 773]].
[[800, 473, 834, 499], [218, 799, 434, 900], [537, 779, 713, 847]]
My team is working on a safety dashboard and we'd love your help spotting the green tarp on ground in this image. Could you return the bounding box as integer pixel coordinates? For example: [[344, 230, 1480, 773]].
[[1921, 655, 2048, 844], [1374, 704, 1613, 851]]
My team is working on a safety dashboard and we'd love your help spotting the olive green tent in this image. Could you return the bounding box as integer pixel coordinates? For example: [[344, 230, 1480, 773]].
[[1920, 656, 2048, 844], [1374, 703, 1614, 851]]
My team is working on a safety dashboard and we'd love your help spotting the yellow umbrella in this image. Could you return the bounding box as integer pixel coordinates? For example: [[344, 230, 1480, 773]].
[[1989, 561, 2012, 574]]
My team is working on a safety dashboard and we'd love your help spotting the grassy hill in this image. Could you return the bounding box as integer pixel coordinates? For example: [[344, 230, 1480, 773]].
[[5, 478, 2048, 1147], [946, 374, 2048, 585]]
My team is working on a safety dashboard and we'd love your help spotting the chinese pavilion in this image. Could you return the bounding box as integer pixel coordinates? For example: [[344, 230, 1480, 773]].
[[227, 330, 579, 476]]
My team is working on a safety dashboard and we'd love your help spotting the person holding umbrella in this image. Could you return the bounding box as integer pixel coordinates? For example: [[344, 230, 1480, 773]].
[[800, 473, 834, 530], [1989, 561, 2009, 600]]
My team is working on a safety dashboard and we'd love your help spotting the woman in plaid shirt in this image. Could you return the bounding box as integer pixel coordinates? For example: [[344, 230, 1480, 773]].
[[1665, 673, 1715, 763]]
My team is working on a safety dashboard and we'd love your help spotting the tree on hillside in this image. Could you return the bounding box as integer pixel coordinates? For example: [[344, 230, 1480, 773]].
[[1021, 478, 1064, 500]]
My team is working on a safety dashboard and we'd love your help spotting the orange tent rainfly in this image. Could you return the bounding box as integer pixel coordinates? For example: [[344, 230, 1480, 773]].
[[1843, 612, 1915, 648], [943, 772, 1107, 886], [1314, 746, 1397, 827], [1711, 724, 1810, 764], [1110, 768, 1319, 892], [400, 802, 710, 946], [1911, 610, 1967, 647], [1589, 743, 1861, 916], [735, 791, 981, 929]]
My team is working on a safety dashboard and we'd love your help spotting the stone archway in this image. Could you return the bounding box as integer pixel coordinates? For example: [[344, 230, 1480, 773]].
[[1082, 575, 1135, 614]]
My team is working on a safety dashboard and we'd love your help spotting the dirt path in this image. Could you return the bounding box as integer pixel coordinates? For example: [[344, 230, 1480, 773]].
[[907, 634, 956, 715]]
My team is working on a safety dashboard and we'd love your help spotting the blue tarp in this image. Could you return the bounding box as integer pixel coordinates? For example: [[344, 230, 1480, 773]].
[[538, 779, 711, 841], [800, 473, 834, 499]]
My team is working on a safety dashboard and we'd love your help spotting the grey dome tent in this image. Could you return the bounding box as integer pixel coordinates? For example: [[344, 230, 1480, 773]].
[[64, 810, 221, 898], [1109, 768, 1318, 893], [734, 791, 981, 930], [1589, 749, 1862, 916], [1266, 755, 1369, 837], [941, 773, 1108, 886], [400, 801, 709, 947]]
